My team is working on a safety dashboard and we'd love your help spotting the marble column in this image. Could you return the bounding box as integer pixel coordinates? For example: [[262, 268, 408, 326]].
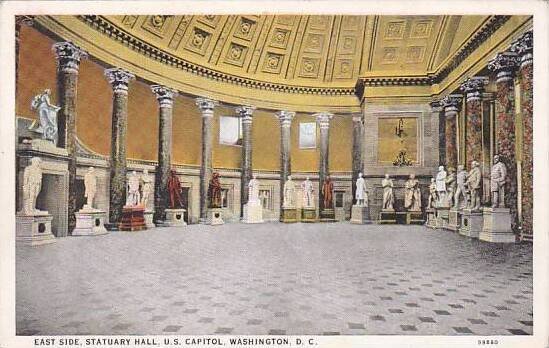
[[351, 113, 364, 204], [511, 31, 533, 240], [237, 105, 256, 216], [316, 112, 334, 211], [151, 85, 177, 224], [195, 98, 218, 222], [460, 76, 488, 169], [276, 111, 295, 211], [104, 68, 135, 226], [430, 101, 445, 166], [15, 16, 33, 94], [52, 42, 88, 234], [438, 94, 462, 170]]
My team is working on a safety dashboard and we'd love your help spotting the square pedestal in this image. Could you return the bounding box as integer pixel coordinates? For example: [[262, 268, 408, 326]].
[[16, 213, 56, 246], [350, 205, 372, 224], [459, 209, 483, 238], [206, 208, 224, 225], [436, 207, 449, 229], [164, 208, 187, 227], [447, 209, 462, 231], [378, 210, 396, 224], [144, 211, 156, 228], [243, 202, 264, 223], [406, 211, 424, 225], [301, 208, 317, 223], [280, 207, 298, 223], [425, 208, 437, 228], [319, 208, 337, 222], [479, 207, 516, 243], [73, 210, 108, 236], [119, 206, 147, 231]]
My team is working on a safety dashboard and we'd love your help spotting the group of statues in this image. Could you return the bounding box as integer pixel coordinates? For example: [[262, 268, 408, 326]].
[[124, 170, 153, 208], [282, 175, 336, 209]]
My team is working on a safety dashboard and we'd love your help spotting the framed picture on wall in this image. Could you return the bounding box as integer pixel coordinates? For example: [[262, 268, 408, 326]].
[[299, 122, 316, 149]]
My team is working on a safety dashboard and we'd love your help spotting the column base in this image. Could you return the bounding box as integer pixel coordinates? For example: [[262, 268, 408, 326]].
[[406, 211, 424, 225], [162, 208, 187, 227], [280, 207, 298, 223], [350, 205, 372, 224], [301, 207, 317, 223], [378, 209, 397, 224], [206, 208, 224, 225], [459, 208, 483, 238], [319, 208, 337, 222], [479, 207, 516, 243], [72, 209, 109, 236], [447, 208, 462, 231], [243, 202, 264, 224], [119, 206, 147, 231], [425, 208, 437, 228], [16, 212, 56, 246]]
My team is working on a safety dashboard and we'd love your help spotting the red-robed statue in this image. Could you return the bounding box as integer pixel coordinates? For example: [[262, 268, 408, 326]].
[[322, 175, 334, 209], [208, 172, 222, 208], [167, 170, 184, 208]]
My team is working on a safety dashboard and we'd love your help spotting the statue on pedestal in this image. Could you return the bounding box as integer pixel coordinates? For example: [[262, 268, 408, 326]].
[[427, 178, 437, 209], [167, 170, 184, 209], [466, 161, 482, 211], [355, 172, 368, 206], [301, 177, 315, 208], [322, 175, 334, 209], [381, 174, 394, 211], [21, 157, 43, 215], [140, 169, 153, 209], [248, 174, 260, 204], [126, 171, 141, 206], [435, 166, 447, 205], [30, 89, 60, 145], [83, 167, 97, 210], [283, 175, 296, 208], [454, 165, 468, 209], [208, 172, 222, 208], [491, 155, 507, 208], [445, 167, 456, 207], [404, 174, 421, 211]]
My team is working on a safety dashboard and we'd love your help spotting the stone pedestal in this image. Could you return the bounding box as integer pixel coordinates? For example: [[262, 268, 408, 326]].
[[16, 212, 56, 246], [119, 206, 146, 231], [206, 208, 224, 225], [447, 208, 461, 231], [243, 202, 263, 224], [436, 207, 449, 229], [459, 209, 483, 238], [144, 210, 156, 228], [301, 207, 317, 223], [406, 211, 424, 225], [480, 207, 516, 243], [319, 208, 336, 222], [378, 209, 396, 224], [281, 207, 298, 223], [425, 208, 437, 228], [73, 209, 108, 236], [350, 205, 372, 224], [164, 208, 187, 227]]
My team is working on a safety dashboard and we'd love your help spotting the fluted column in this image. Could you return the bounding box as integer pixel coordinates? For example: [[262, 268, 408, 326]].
[[511, 31, 533, 240], [151, 85, 177, 224], [439, 95, 462, 170], [276, 111, 295, 212], [52, 42, 87, 235], [237, 105, 256, 216], [460, 76, 488, 169], [351, 113, 364, 204], [196, 98, 218, 222], [315, 112, 333, 211], [105, 68, 135, 226]]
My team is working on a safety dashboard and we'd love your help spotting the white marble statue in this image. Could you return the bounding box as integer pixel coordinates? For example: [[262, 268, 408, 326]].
[[445, 167, 456, 207], [140, 169, 153, 209], [381, 174, 394, 211], [126, 171, 141, 206], [248, 174, 261, 204], [454, 165, 468, 209], [355, 172, 368, 206], [491, 155, 507, 208], [427, 178, 437, 209], [30, 89, 60, 145], [83, 167, 97, 210], [21, 157, 44, 215], [404, 174, 421, 211], [301, 177, 315, 208], [466, 161, 482, 211], [283, 175, 296, 208], [435, 165, 447, 205]]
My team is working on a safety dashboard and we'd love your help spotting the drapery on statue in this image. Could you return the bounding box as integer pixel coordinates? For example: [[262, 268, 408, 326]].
[[283, 175, 296, 208], [248, 174, 260, 204], [435, 165, 447, 205], [301, 177, 315, 208], [322, 175, 334, 209], [381, 174, 394, 210], [491, 155, 507, 208], [355, 172, 368, 206], [167, 170, 184, 209], [21, 157, 43, 215], [445, 167, 456, 207], [30, 89, 60, 145], [404, 174, 421, 211], [208, 172, 222, 208], [427, 178, 437, 209], [140, 169, 153, 209], [126, 171, 141, 206], [466, 160, 482, 211], [454, 165, 468, 209], [83, 167, 97, 210]]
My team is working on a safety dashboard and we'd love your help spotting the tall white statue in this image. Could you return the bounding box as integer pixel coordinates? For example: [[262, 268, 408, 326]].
[[381, 174, 394, 211], [30, 89, 60, 145], [466, 161, 482, 211], [248, 174, 260, 204], [301, 177, 315, 208], [355, 172, 368, 206], [83, 167, 97, 210], [454, 165, 468, 209], [427, 178, 437, 209], [445, 168, 456, 207], [435, 165, 447, 204], [21, 157, 43, 215], [283, 175, 296, 208], [140, 169, 153, 209], [404, 174, 421, 211], [491, 155, 507, 208], [126, 171, 141, 206]]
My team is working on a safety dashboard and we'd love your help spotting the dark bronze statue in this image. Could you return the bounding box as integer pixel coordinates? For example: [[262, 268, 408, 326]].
[[208, 172, 222, 208]]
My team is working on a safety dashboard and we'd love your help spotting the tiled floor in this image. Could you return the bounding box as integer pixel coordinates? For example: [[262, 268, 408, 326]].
[[16, 223, 533, 335]]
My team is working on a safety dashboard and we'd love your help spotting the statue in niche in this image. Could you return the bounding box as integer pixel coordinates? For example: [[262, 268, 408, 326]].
[[248, 174, 260, 204], [454, 165, 469, 209], [83, 167, 97, 210], [322, 175, 334, 209], [435, 166, 447, 205], [21, 157, 43, 215], [126, 171, 141, 207], [140, 169, 153, 209], [167, 170, 184, 209], [283, 175, 296, 208], [208, 172, 222, 208], [30, 89, 60, 145], [445, 167, 457, 207], [427, 178, 437, 209], [490, 155, 507, 208], [381, 174, 394, 211], [355, 172, 368, 206], [301, 177, 315, 208], [404, 174, 421, 211], [466, 161, 482, 211]]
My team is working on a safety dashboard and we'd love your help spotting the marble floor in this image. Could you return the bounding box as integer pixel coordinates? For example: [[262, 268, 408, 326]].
[[16, 223, 533, 336]]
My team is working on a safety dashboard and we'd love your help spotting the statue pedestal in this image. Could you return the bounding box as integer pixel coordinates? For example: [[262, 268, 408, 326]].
[[378, 209, 396, 224], [479, 207, 516, 243], [280, 207, 298, 223], [144, 210, 156, 228], [243, 201, 263, 224], [164, 208, 187, 227], [73, 209, 108, 236], [425, 208, 437, 228], [16, 212, 56, 246], [206, 208, 224, 225], [319, 208, 336, 222], [459, 209, 483, 238], [350, 205, 371, 224], [119, 206, 147, 231], [301, 207, 317, 222], [406, 211, 424, 225], [447, 208, 461, 231], [435, 207, 449, 229]]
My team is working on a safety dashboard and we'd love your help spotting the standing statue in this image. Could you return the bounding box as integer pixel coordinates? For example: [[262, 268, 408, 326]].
[[435, 166, 447, 205], [301, 177, 315, 208], [167, 170, 184, 208], [427, 178, 437, 209], [208, 172, 222, 208], [466, 161, 482, 211], [21, 157, 43, 214], [491, 155, 507, 208], [140, 169, 153, 209], [283, 175, 296, 208], [381, 174, 394, 210], [322, 175, 334, 209], [445, 168, 457, 207], [454, 165, 468, 209], [126, 171, 141, 206], [355, 172, 368, 206], [30, 89, 60, 145], [404, 174, 421, 211], [83, 167, 97, 210], [248, 174, 260, 204]]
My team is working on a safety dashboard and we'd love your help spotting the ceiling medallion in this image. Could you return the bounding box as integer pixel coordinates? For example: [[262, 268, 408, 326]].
[[192, 31, 206, 48], [150, 15, 166, 29], [303, 60, 315, 73], [240, 22, 251, 34], [230, 46, 243, 60], [267, 55, 280, 68]]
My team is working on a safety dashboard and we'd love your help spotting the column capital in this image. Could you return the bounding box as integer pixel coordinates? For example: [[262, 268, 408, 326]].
[[15, 15, 34, 27], [52, 42, 88, 74], [195, 97, 218, 117], [276, 110, 295, 128], [236, 105, 256, 124], [459, 76, 489, 102], [510, 31, 533, 68], [352, 113, 363, 123], [429, 100, 443, 112], [488, 52, 519, 83], [439, 94, 462, 115], [104, 68, 135, 95], [314, 112, 334, 130], [151, 85, 178, 108]]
